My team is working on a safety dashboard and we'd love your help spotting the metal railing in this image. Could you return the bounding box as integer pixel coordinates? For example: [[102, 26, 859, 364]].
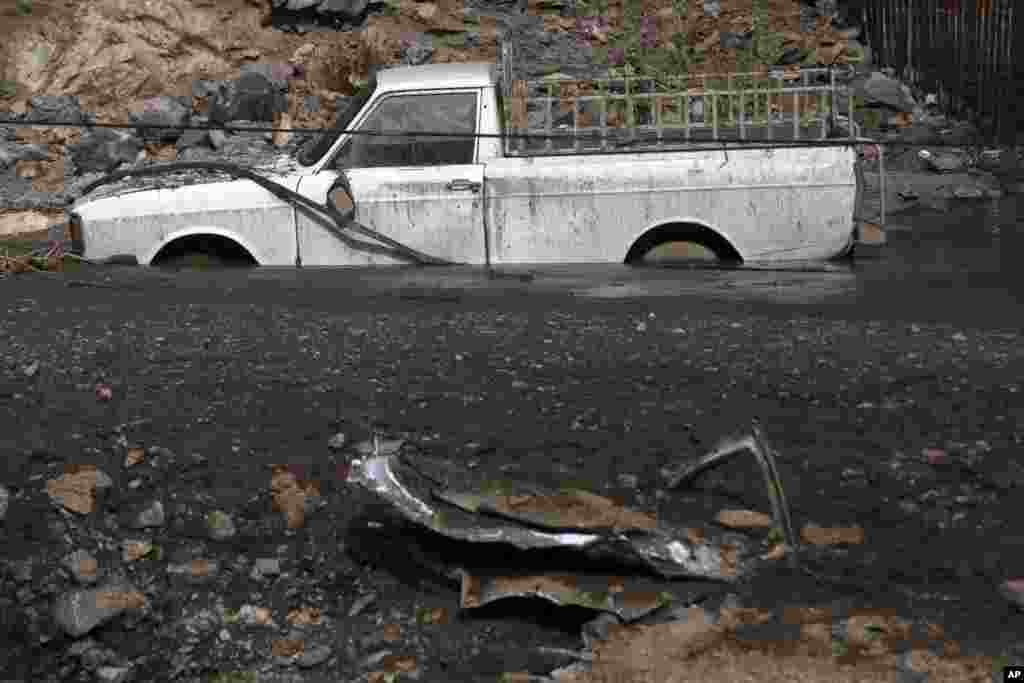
[[499, 43, 861, 157]]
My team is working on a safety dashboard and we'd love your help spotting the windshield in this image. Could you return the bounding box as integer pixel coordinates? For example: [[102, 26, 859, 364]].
[[297, 73, 377, 167]]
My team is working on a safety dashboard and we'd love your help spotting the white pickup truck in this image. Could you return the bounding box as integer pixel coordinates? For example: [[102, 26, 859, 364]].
[[69, 61, 865, 267]]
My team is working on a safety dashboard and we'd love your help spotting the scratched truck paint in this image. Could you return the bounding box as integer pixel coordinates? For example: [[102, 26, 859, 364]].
[[70, 62, 861, 267]]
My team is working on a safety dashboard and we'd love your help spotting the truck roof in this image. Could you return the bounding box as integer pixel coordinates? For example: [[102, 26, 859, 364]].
[[375, 62, 497, 92]]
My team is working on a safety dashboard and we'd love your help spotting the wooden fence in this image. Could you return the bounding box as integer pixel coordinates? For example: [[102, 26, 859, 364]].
[[846, 0, 1021, 144]]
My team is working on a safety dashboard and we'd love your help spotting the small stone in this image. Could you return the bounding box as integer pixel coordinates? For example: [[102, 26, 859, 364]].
[[206, 510, 236, 541], [95, 665, 134, 683], [0, 484, 9, 521], [132, 500, 165, 529], [63, 549, 101, 585], [348, 592, 376, 617], [23, 360, 39, 377], [52, 577, 145, 638], [328, 433, 347, 451], [616, 473, 639, 489], [297, 644, 332, 668], [252, 557, 282, 580]]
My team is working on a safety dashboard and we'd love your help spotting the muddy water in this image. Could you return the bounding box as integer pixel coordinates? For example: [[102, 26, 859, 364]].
[[572, 194, 1024, 329]]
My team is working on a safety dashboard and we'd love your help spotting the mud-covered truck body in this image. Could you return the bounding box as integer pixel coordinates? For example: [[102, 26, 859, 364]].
[[70, 60, 869, 267]]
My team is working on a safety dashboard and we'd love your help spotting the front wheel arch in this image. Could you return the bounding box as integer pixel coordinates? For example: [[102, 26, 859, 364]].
[[624, 222, 743, 265]]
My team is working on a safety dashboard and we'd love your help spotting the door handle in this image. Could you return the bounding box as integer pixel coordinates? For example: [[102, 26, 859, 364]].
[[446, 178, 481, 193]]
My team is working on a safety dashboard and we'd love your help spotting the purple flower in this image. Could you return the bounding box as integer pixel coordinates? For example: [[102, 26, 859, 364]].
[[400, 32, 418, 50], [608, 47, 626, 66]]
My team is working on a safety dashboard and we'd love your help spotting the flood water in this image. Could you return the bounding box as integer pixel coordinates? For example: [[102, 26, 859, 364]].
[[568, 194, 1024, 328], [127, 193, 1022, 331]]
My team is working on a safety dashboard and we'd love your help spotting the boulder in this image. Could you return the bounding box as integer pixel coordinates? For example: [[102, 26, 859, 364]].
[[129, 96, 191, 144], [208, 72, 288, 124], [25, 95, 89, 124], [317, 0, 369, 19], [68, 129, 144, 174], [0, 141, 50, 172], [854, 72, 917, 113], [401, 33, 435, 66]]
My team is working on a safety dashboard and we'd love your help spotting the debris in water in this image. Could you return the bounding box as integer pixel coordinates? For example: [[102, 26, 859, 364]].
[[663, 421, 801, 570], [345, 445, 749, 581]]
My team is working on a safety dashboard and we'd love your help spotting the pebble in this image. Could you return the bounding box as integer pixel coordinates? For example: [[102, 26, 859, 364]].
[[297, 644, 332, 668], [52, 577, 144, 638]]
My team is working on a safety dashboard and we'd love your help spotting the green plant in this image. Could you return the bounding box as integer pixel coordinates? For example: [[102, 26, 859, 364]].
[[15, 0, 33, 16], [206, 510, 230, 530], [862, 624, 885, 641], [862, 108, 882, 130], [435, 32, 470, 48], [766, 526, 785, 545], [752, 0, 786, 65], [207, 673, 256, 683], [0, 80, 15, 99], [831, 640, 849, 657]]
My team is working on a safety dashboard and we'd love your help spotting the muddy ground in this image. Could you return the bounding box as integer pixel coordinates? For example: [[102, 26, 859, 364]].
[[3, 209, 1024, 681]]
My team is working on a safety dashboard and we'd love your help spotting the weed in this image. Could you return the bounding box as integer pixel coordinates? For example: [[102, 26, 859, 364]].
[[206, 510, 230, 530], [15, 0, 33, 16], [863, 624, 885, 641], [207, 673, 256, 683], [0, 80, 16, 99]]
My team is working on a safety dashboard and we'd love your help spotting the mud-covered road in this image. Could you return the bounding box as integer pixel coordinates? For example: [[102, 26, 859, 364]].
[[2, 196, 1023, 682]]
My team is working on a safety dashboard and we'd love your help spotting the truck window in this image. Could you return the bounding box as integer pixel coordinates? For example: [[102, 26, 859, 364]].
[[328, 91, 477, 169]]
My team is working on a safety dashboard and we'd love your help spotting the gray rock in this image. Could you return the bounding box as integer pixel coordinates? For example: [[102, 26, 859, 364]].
[[208, 129, 228, 150], [401, 33, 434, 66], [167, 558, 221, 584], [96, 665, 135, 683], [702, 0, 720, 17], [129, 96, 191, 144], [26, 95, 88, 124], [131, 500, 165, 529], [52, 577, 143, 638], [69, 129, 144, 174], [328, 432, 347, 451], [304, 95, 321, 114], [720, 31, 753, 50], [918, 149, 966, 173], [777, 46, 808, 65], [799, 4, 818, 33], [616, 473, 639, 489], [582, 613, 620, 649], [206, 510, 236, 541], [0, 141, 51, 171], [0, 484, 8, 521], [208, 72, 288, 124], [239, 62, 300, 91], [855, 72, 918, 112], [62, 549, 101, 585], [278, 0, 320, 9], [318, 0, 369, 19], [951, 185, 985, 200], [297, 644, 333, 668], [251, 557, 282, 579], [175, 127, 210, 152]]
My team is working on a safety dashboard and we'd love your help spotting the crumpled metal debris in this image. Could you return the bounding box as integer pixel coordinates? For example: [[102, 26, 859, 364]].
[[460, 570, 713, 622], [345, 453, 748, 582]]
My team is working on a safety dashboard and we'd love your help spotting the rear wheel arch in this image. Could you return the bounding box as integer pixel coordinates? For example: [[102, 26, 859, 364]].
[[148, 230, 261, 267], [624, 221, 743, 265]]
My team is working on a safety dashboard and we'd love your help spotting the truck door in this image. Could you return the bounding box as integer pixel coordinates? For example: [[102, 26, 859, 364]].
[[295, 90, 485, 266]]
